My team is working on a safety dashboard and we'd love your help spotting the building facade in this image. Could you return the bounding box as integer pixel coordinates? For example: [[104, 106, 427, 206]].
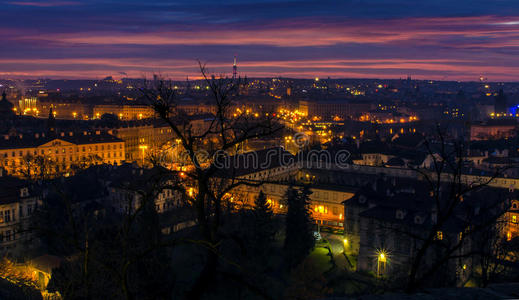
[[0, 169, 41, 255], [0, 131, 125, 178], [93, 104, 155, 120]]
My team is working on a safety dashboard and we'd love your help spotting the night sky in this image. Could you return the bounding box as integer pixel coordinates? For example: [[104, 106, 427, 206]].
[[2, 0, 519, 81]]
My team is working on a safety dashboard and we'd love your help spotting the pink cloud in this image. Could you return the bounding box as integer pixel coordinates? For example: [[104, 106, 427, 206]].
[[4, 15, 519, 81], [18, 15, 519, 48]]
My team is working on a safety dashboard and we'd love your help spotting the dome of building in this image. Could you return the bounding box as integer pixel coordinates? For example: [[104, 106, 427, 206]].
[[0, 91, 14, 116]]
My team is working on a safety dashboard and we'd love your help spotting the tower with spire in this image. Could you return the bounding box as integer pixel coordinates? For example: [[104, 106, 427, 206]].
[[232, 56, 238, 80]]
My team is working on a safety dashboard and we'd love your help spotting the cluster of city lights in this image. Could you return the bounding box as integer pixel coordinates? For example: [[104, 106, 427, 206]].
[[277, 108, 307, 124], [358, 114, 418, 124], [232, 107, 261, 118], [490, 113, 519, 118]]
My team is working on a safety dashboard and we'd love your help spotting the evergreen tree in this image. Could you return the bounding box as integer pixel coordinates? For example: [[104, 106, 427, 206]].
[[284, 185, 315, 268], [251, 191, 275, 258]]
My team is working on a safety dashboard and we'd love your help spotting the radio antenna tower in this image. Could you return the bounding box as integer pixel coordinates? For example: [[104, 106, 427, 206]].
[[232, 55, 237, 80]]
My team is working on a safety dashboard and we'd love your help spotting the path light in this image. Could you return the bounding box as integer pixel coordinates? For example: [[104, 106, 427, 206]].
[[138, 145, 148, 165], [376, 250, 388, 277]]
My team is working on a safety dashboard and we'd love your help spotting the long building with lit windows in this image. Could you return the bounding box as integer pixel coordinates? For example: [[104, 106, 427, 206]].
[[220, 147, 355, 228], [93, 104, 155, 120], [0, 131, 125, 178]]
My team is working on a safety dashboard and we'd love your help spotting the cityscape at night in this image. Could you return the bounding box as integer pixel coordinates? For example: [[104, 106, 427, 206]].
[[1, 1, 519, 299]]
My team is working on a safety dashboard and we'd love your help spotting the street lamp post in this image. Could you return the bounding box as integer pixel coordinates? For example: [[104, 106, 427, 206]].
[[139, 145, 148, 165], [377, 252, 387, 277]]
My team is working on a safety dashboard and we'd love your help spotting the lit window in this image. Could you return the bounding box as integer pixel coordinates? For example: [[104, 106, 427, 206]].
[[436, 231, 443, 240], [513, 215, 517, 223]]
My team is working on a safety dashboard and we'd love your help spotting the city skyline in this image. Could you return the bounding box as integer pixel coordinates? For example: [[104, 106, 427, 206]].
[[2, 0, 519, 81]]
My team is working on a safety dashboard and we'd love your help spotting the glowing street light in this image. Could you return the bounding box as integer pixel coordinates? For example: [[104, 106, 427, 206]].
[[138, 144, 148, 165], [377, 250, 387, 277]]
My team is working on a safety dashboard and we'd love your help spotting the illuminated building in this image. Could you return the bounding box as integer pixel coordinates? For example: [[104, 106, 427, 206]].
[[38, 100, 92, 120], [108, 121, 174, 162], [345, 180, 508, 285], [177, 103, 217, 115], [0, 170, 40, 254], [218, 148, 354, 227], [507, 200, 519, 240], [470, 119, 516, 141], [299, 99, 373, 120], [93, 104, 155, 120], [104, 115, 213, 163], [0, 131, 125, 178], [108, 166, 183, 214], [18, 97, 38, 115], [231, 182, 352, 228]]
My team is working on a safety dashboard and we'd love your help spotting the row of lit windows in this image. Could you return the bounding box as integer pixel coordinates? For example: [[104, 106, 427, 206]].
[[314, 204, 342, 216], [2, 152, 123, 166], [1, 143, 123, 158]]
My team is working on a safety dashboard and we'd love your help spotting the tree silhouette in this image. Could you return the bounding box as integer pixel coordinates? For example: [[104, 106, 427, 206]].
[[284, 185, 315, 268], [251, 191, 275, 258]]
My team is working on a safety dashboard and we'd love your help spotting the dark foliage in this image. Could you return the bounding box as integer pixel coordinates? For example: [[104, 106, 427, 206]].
[[284, 185, 315, 268]]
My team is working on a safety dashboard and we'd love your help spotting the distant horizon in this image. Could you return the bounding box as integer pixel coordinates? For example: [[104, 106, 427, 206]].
[[0, 75, 518, 84]]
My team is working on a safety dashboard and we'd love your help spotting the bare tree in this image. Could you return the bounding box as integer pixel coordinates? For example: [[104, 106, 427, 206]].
[[141, 63, 283, 299], [474, 217, 511, 287], [42, 166, 185, 300], [403, 128, 510, 292]]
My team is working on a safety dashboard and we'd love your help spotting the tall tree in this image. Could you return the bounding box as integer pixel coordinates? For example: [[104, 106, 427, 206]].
[[251, 191, 275, 257], [404, 127, 508, 292], [142, 63, 283, 299], [284, 185, 315, 268]]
